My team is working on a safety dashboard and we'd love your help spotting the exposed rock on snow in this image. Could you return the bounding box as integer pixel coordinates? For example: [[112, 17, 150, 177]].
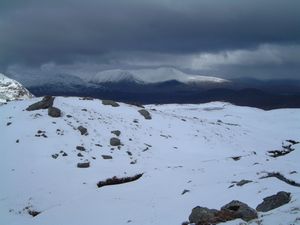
[[138, 109, 151, 120], [0, 73, 34, 103], [189, 200, 257, 224], [97, 174, 143, 188], [26, 96, 54, 111], [102, 99, 120, 107], [256, 191, 291, 212], [78, 125, 88, 135], [111, 130, 121, 136], [48, 106, 61, 117], [110, 137, 121, 146], [77, 161, 90, 168]]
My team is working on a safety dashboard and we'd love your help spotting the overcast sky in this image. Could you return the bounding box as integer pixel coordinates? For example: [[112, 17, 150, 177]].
[[1, 0, 300, 80]]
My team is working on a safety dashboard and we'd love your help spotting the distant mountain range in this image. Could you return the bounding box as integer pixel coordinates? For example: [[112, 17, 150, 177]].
[[5, 67, 300, 109]]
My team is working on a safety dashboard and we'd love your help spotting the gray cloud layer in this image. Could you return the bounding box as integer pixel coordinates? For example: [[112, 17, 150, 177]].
[[1, 0, 300, 79]]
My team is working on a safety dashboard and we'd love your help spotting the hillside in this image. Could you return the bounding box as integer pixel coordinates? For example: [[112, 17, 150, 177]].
[[0, 97, 300, 225]]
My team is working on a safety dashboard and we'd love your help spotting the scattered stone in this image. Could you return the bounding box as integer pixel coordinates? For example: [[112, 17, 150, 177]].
[[138, 109, 152, 120], [48, 106, 61, 117], [102, 155, 113, 159], [77, 126, 88, 135], [26, 96, 54, 111], [16, 139, 19, 143], [80, 97, 94, 100], [256, 191, 291, 212], [95, 144, 103, 147], [260, 172, 300, 187], [97, 173, 143, 188], [126, 151, 132, 156], [6, 122, 12, 126], [76, 146, 86, 151], [28, 210, 41, 217], [111, 130, 121, 136], [81, 108, 87, 111], [52, 154, 59, 159], [62, 152, 68, 156], [236, 179, 253, 186], [66, 114, 72, 118], [130, 159, 137, 164], [231, 156, 241, 161], [110, 137, 121, 146], [181, 189, 190, 195], [77, 153, 83, 157], [77, 161, 90, 168], [102, 99, 119, 107]]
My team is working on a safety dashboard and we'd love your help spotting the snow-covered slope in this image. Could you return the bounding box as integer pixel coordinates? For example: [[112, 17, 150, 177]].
[[0, 97, 299, 225], [0, 73, 34, 103], [87, 67, 228, 84]]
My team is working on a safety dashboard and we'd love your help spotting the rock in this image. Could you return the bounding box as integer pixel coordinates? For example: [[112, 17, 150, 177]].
[[111, 130, 121, 136], [102, 99, 119, 107], [236, 179, 253, 186], [138, 109, 152, 120], [6, 122, 12, 126], [256, 191, 291, 212], [48, 107, 61, 117], [77, 153, 83, 157], [110, 137, 121, 146], [102, 155, 113, 159], [26, 96, 54, 111], [52, 154, 59, 159], [189, 206, 219, 224], [78, 126, 88, 135], [76, 146, 86, 151], [62, 152, 68, 156], [221, 200, 258, 222], [77, 161, 90, 168]]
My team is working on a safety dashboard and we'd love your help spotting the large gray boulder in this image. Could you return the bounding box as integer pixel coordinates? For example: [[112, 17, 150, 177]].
[[221, 200, 258, 222], [48, 106, 61, 117], [189, 206, 219, 224], [26, 96, 54, 111], [102, 99, 119, 107], [110, 137, 121, 146], [138, 109, 152, 120], [256, 191, 291, 212]]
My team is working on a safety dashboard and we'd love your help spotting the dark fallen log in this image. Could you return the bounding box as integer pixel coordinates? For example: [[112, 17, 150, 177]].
[[97, 173, 143, 188], [260, 172, 300, 187]]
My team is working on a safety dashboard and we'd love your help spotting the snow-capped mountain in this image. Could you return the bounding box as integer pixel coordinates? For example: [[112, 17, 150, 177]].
[[87, 67, 228, 84], [0, 73, 34, 103], [1, 96, 299, 225]]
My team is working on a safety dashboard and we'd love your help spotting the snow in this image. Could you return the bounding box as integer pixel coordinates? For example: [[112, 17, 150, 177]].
[[0, 97, 299, 225], [87, 67, 228, 84], [0, 73, 34, 103]]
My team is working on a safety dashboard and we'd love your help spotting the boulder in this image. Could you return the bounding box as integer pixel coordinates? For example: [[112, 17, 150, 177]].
[[102, 155, 113, 159], [78, 126, 88, 135], [48, 107, 61, 117], [76, 146, 86, 151], [256, 191, 291, 212], [221, 200, 257, 222], [111, 130, 121, 136], [138, 109, 151, 120], [102, 99, 119, 107], [189, 206, 219, 224], [77, 161, 90, 168], [26, 96, 54, 111], [110, 137, 121, 146]]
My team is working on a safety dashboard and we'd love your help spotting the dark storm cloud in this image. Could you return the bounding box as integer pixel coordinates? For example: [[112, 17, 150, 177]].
[[0, 0, 300, 68]]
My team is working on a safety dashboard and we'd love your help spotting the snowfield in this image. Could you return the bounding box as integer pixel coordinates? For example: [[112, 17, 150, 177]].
[[0, 97, 299, 225]]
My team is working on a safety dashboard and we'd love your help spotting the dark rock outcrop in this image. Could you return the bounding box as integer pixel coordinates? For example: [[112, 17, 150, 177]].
[[102, 155, 113, 159], [188, 200, 257, 225], [26, 96, 54, 111], [111, 130, 121, 136], [110, 137, 121, 146], [76, 146, 86, 151], [77, 161, 90, 168], [138, 109, 151, 120], [48, 106, 61, 117], [256, 191, 291, 212], [102, 99, 119, 107], [97, 173, 143, 188], [78, 126, 88, 135]]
